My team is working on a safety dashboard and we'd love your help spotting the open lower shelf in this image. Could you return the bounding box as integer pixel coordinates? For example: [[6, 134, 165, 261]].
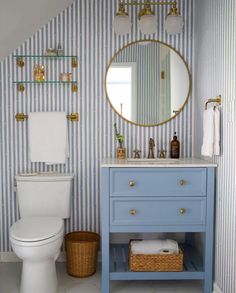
[[109, 244, 204, 280]]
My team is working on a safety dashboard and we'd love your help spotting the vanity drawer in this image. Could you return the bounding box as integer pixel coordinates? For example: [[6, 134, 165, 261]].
[[110, 168, 206, 197], [110, 197, 206, 227]]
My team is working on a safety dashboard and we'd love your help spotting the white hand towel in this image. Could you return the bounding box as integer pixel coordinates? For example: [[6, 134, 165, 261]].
[[131, 239, 179, 255], [214, 108, 220, 155], [28, 112, 69, 164], [201, 108, 214, 157]]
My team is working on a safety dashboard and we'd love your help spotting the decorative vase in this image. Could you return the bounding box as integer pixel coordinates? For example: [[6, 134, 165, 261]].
[[116, 148, 126, 159]]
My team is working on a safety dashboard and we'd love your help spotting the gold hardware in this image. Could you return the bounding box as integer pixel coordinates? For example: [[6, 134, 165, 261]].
[[15, 113, 28, 121], [116, 2, 129, 16], [133, 150, 141, 159], [66, 113, 79, 122], [179, 179, 186, 186], [71, 57, 78, 68], [130, 209, 137, 215], [159, 150, 167, 159], [138, 3, 154, 19], [120, 1, 177, 7], [129, 180, 135, 187], [167, 2, 180, 16], [15, 112, 79, 122], [179, 208, 186, 214], [17, 83, 25, 92], [71, 83, 78, 92], [117, 1, 179, 20], [205, 95, 221, 110], [17, 57, 25, 67]]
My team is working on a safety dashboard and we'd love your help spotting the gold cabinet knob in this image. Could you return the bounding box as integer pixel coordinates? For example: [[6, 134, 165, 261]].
[[129, 180, 135, 187], [130, 209, 137, 215], [179, 208, 186, 214], [179, 179, 186, 186]]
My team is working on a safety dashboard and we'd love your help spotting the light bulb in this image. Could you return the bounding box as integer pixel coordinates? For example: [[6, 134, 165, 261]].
[[165, 14, 183, 34], [138, 14, 156, 34], [113, 14, 131, 35]]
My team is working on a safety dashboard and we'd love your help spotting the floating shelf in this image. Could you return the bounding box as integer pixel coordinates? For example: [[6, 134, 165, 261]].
[[109, 244, 204, 280], [13, 55, 78, 68], [13, 81, 78, 92]]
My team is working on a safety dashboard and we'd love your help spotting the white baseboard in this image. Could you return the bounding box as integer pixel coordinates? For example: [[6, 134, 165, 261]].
[[213, 282, 223, 293]]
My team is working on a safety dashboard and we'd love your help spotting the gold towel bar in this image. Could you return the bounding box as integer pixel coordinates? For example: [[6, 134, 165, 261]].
[[15, 112, 79, 122], [205, 95, 221, 110]]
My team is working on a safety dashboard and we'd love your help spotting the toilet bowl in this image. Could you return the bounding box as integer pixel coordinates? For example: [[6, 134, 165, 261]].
[[10, 173, 74, 293], [10, 217, 64, 293]]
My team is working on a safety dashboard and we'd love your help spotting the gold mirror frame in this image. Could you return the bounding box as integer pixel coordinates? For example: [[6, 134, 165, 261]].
[[105, 39, 192, 127]]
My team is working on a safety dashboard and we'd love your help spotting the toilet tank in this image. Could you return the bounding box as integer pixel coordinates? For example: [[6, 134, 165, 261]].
[[15, 173, 74, 219]]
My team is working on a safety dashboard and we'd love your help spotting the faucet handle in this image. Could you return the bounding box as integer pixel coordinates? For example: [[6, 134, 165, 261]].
[[159, 150, 167, 159], [133, 150, 141, 159]]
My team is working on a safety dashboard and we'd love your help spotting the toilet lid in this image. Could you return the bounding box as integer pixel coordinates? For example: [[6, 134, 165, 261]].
[[10, 217, 63, 242]]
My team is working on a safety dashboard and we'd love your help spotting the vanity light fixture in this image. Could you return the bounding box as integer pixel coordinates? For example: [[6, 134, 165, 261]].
[[114, 1, 183, 35]]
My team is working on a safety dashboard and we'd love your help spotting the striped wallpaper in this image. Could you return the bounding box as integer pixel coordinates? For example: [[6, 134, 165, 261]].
[[195, 0, 236, 292], [0, 0, 194, 252]]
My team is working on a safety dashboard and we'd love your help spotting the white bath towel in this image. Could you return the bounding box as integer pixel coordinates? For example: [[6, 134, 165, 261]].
[[130, 239, 179, 255], [201, 107, 220, 157], [214, 108, 220, 155], [28, 112, 69, 164]]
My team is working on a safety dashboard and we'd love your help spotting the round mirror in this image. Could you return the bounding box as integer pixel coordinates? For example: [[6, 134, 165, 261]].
[[105, 40, 191, 126]]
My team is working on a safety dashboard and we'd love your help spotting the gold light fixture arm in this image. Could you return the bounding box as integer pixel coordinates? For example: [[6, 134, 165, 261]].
[[15, 112, 79, 122], [119, 1, 179, 19], [117, 2, 128, 16], [121, 1, 177, 6]]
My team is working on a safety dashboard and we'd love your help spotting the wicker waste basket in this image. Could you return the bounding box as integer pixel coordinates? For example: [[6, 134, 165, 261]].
[[65, 231, 100, 277]]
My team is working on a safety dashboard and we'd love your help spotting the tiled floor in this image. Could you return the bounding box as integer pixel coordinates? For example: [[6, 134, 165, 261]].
[[0, 262, 203, 293]]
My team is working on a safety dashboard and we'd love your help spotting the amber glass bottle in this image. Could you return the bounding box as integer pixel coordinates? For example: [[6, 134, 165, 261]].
[[170, 132, 180, 158]]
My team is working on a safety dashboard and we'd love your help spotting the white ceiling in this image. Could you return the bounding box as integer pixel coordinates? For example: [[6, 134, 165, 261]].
[[0, 0, 75, 61]]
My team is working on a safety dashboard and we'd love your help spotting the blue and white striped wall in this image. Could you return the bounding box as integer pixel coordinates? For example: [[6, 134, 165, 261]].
[[195, 1, 236, 292], [0, 0, 194, 252]]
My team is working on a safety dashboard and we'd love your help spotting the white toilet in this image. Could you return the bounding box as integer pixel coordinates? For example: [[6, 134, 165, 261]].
[[10, 173, 74, 293]]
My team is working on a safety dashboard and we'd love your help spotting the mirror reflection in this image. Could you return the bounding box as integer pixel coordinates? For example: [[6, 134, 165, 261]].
[[105, 40, 191, 126]]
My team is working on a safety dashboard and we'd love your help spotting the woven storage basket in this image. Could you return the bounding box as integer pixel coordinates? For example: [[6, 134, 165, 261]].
[[129, 241, 183, 272], [65, 231, 100, 277]]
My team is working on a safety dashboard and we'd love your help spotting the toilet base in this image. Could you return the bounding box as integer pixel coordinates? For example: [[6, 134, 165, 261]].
[[20, 258, 58, 293]]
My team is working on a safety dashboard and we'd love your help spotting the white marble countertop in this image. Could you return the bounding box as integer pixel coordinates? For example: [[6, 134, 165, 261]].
[[101, 157, 217, 168]]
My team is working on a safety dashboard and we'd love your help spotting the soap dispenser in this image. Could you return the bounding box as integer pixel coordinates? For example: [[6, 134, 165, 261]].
[[170, 132, 180, 158]]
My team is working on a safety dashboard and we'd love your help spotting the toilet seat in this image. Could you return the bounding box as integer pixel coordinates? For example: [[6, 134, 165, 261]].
[[10, 217, 64, 246]]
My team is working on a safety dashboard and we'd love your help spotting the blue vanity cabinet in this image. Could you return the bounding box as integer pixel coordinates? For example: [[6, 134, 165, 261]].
[[101, 162, 216, 293]]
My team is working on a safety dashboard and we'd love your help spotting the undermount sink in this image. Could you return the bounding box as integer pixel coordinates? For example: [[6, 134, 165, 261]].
[[126, 158, 180, 163]]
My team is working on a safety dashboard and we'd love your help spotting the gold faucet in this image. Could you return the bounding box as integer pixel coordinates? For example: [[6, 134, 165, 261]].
[[133, 150, 141, 159], [148, 138, 155, 158], [159, 150, 167, 159]]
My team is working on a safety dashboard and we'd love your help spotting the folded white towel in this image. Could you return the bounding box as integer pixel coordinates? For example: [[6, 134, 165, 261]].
[[201, 108, 214, 157], [201, 107, 220, 157], [130, 239, 179, 255], [214, 108, 220, 155], [28, 112, 69, 164]]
